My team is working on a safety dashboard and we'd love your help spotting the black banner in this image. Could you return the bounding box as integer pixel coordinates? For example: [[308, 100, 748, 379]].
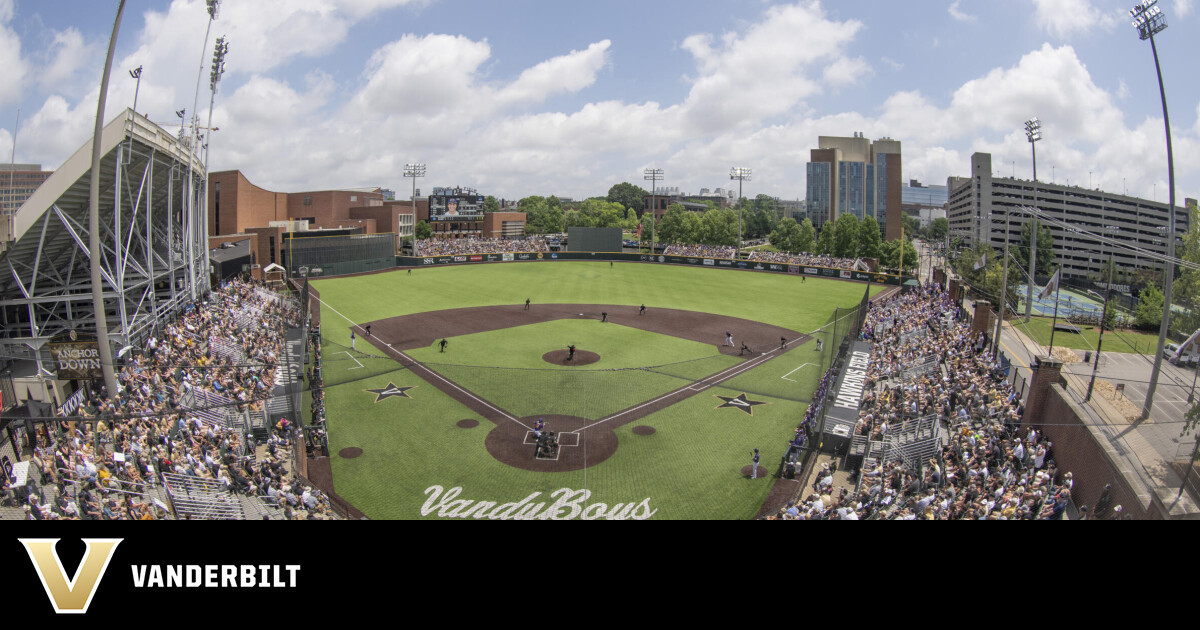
[[824, 340, 874, 431], [396, 253, 902, 285]]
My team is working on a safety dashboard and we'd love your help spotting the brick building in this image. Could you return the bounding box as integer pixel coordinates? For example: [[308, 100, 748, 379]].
[[207, 170, 416, 252]]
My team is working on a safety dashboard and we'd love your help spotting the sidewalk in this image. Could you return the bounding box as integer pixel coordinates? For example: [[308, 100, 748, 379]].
[[994, 313, 1200, 517]]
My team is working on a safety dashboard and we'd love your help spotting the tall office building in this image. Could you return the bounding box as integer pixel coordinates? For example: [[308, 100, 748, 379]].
[[0, 164, 54, 215], [805, 134, 903, 239], [947, 152, 1188, 280]]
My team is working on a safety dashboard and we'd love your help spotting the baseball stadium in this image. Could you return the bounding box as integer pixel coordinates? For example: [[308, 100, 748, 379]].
[[305, 260, 890, 520]]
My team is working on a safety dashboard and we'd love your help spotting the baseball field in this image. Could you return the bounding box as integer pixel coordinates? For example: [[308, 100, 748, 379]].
[[309, 261, 887, 520]]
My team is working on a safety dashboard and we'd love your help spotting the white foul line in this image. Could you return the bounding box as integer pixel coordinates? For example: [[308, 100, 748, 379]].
[[313, 293, 529, 430], [782, 363, 815, 383], [576, 347, 781, 432]]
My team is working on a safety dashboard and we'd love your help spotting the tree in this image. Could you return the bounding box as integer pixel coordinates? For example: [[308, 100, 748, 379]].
[[881, 239, 918, 272], [797, 218, 816, 254], [1172, 200, 1200, 337], [607, 182, 648, 214], [415, 220, 432, 239], [769, 218, 802, 254], [901, 214, 920, 240], [656, 204, 689, 244], [833, 213, 860, 258], [1017, 218, 1056, 275], [699, 208, 738, 246], [815, 224, 836, 256], [483, 195, 500, 213], [929, 217, 949, 241], [857, 216, 883, 260], [520, 196, 563, 234], [1135, 285, 1165, 331]]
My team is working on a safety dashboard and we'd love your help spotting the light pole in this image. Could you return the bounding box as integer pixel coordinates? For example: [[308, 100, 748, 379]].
[[644, 168, 663, 251], [1086, 226, 1118, 402], [1024, 118, 1041, 323], [1131, 0, 1177, 421], [405, 163, 426, 238], [89, 0, 127, 400], [129, 65, 143, 114], [992, 203, 1013, 357], [731, 167, 752, 255]]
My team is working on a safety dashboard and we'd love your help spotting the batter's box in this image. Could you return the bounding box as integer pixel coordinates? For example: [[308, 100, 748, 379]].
[[523, 431, 538, 445], [557, 432, 580, 447]]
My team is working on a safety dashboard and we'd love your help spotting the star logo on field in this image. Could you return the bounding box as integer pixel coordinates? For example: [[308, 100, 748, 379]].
[[714, 393, 768, 416], [365, 382, 416, 403]]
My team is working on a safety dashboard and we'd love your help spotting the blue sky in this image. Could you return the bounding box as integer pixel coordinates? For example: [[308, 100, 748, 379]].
[[1, 0, 1198, 204]]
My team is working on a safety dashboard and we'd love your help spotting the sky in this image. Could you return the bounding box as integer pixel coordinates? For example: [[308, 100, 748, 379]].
[[1, 0, 1199, 205]]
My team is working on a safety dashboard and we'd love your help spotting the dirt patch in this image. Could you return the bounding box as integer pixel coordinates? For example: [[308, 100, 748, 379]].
[[632, 426, 656, 436], [359, 304, 809, 473], [1093, 380, 1144, 423], [338, 447, 363, 459], [1051, 347, 1082, 364], [362, 303, 804, 355], [542, 349, 600, 366], [483, 415, 618, 473], [742, 464, 769, 479], [456, 419, 480, 429]]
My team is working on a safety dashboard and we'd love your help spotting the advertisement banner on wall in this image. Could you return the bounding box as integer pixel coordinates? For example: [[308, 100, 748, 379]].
[[49, 341, 103, 380]]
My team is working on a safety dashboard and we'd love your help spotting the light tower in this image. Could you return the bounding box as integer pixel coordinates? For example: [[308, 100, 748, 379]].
[[730, 167, 752, 255], [644, 168, 663, 250], [1130, 0, 1177, 421]]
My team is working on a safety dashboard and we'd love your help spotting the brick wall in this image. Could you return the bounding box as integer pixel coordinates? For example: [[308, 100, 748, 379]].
[[1033, 386, 1152, 520]]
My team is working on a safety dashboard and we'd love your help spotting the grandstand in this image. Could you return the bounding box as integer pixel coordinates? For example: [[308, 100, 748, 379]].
[[0, 110, 338, 520]]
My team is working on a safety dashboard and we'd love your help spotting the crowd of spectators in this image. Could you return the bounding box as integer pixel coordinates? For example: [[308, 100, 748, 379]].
[[747, 250, 861, 271], [304, 324, 328, 458], [662, 244, 736, 259], [415, 237, 549, 256], [5, 277, 338, 521], [768, 283, 1079, 520]]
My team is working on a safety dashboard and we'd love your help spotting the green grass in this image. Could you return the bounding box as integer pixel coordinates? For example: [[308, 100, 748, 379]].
[[406, 320, 739, 419], [314, 262, 885, 519], [1008, 315, 1164, 355]]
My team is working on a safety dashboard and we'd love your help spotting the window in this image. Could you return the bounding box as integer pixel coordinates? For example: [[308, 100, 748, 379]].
[[303, 196, 312, 206], [350, 195, 357, 202]]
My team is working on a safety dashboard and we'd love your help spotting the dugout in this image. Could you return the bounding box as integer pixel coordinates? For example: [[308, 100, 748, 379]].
[[566, 227, 621, 253]]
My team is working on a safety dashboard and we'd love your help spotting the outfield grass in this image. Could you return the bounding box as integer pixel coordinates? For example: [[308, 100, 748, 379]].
[[1007, 315, 1163, 355], [314, 262, 886, 519], [406, 320, 740, 419]]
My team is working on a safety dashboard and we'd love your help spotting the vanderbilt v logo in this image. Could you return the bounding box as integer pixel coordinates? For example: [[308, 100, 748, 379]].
[[20, 538, 122, 614]]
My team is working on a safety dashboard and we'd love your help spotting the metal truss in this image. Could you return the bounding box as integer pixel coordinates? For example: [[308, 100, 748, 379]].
[[0, 110, 211, 362]]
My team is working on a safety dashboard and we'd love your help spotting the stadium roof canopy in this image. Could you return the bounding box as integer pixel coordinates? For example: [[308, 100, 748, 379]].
[[0, 109, 210, 363]]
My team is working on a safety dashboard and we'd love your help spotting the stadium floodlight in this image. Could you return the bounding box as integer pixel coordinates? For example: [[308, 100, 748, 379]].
[[644, 169, 664, 249], [129, 65, 143, 114], [207, 0, 221, 20], [1023, 118, 1042, 323], [210, 37, 229, 92], [730, 167, 752, 255], [1128, 0, 1176, 422], [405, 163, 426, 225]]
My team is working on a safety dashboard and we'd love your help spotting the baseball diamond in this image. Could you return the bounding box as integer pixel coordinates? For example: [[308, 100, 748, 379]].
[[310, 261, 888, 519]]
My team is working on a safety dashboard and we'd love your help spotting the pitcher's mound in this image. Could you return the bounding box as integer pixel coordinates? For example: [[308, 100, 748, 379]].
[[542, 349, 600, 366]]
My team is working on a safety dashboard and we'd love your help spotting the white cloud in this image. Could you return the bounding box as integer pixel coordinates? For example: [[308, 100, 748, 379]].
[[496, 40, 611, 106], [0, 0, 25, 107], [36, 28, 96, 93], [948, 1, 976, 22], [1030, 0, 1119, 39], [678, 2, 867, 132], [1175, 0, 1195, 18], [881, 56, 903, 72]]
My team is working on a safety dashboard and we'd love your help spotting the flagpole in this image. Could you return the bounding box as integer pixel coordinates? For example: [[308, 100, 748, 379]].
[[1048, 281, 1061, 356]]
